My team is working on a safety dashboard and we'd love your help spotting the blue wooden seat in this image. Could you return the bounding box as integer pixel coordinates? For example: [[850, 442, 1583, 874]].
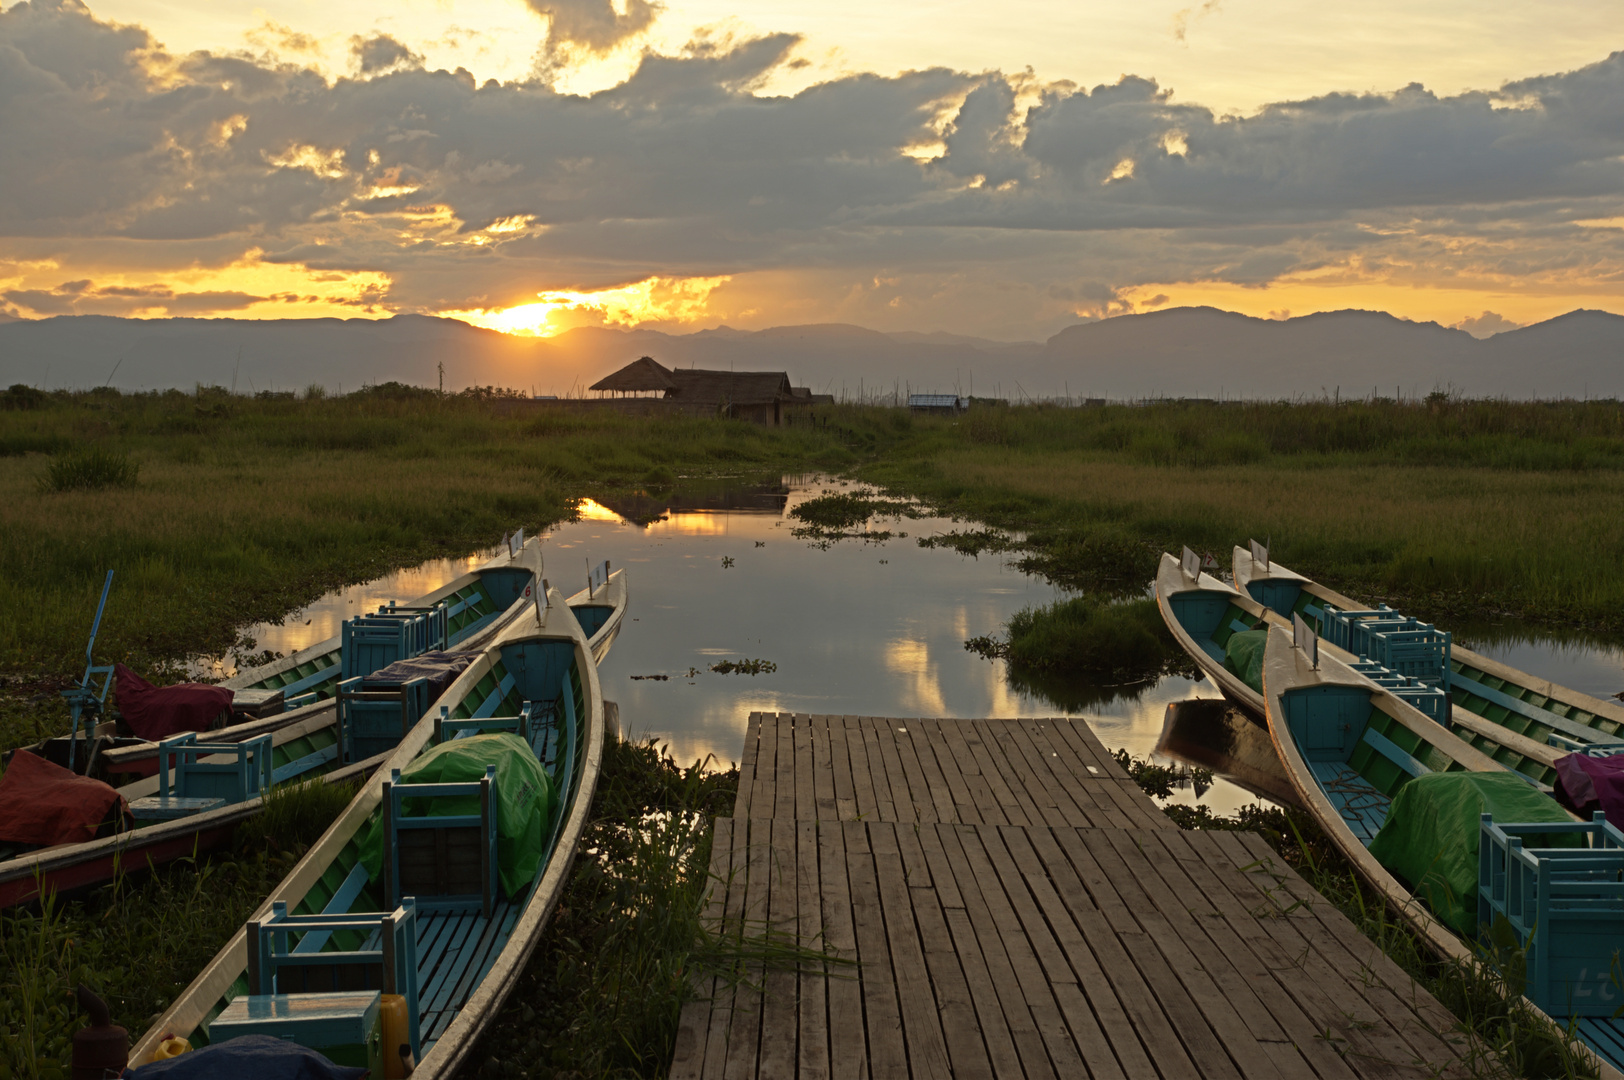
[[433, 703, 533, 746], [1455, 672, 1608, 744], [247, 897, 421, 1061], [381, 764, 500, 919], [132, 732, 271, 816], [337, 676, 433, 764], [340, 604, 449, 680], [1479, 812, 1624, 1015]]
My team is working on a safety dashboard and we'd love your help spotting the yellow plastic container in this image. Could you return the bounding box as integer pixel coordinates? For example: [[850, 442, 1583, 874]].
[[151, 1036, 192, 1060], [379, 995, 411, 1078]]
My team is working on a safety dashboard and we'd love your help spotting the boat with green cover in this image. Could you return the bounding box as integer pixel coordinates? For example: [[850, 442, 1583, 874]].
[[1155, 549, 1275, 715], [1236, 541, 1624, 790], [1262, 624, 1624, 1079], [127, 581, 604, 1078]]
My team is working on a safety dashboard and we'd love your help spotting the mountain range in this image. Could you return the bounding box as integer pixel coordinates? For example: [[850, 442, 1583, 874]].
[[2, 307, 1621, 401]]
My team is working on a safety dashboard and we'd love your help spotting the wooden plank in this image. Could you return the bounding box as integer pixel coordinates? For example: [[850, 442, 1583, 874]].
[[700, 816, 754, 1080], [722, 817, 774, 1080], [927, 720, 991, 826], [795, 819, 829, 1080], [864, 717, 914, 822], [978, 720, 1069, 828], [775, 714, 797, 821], [824, 716, 858, 822], [976, 825, 1129, 1080], [758, 817, 799, 1078], [1134, 828, 1363, 1080], [937, 823, 1068, 1080], [897, 828, 993, 1079], [1037, 827, 1207, 1079], [735, 713, 761, 819], [1089, 828, 1294, 1080], [883, 719, 938, 823], [810, 716, 838, 822], [1069, 828, 1249, 1080], [963, 721, 1034, 827], [1045, 716, 1128, 779], [843, 716, 882, 823], [858, 720, 902, 822], [793, 714, 817, 822], [670, 816, 734, 1080], [870, 822, 954, 1077], [817, 815, 866, 1079], [1206, 830, 1469, 1073], [845, 819, 907, 1077], [1000, 720, 1098, 828], [903, 721, 960, 823]]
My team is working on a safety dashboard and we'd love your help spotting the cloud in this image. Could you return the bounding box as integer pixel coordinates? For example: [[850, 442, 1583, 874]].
[[1453, 311, 1524, 338], [1171, 0, 1222, 43], [1, 0, 1623, 338], [3, 278, 266, 316], [524, 0, 660, 58], [351, 33, 423, 75]]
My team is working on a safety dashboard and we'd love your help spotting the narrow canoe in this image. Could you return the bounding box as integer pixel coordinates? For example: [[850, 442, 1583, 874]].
[[1235, 543, 1624, 788], [563, 566, 628, 666], [0, 542, 581, 909], [1154, 551, 1273, 715], [1260, 625, 1623, 1079], [128, 583, 605, 1078]]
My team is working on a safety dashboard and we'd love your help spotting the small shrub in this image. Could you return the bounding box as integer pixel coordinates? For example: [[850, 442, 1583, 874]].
[[37, 447, 139, 493], [303, 383, 328, 401]]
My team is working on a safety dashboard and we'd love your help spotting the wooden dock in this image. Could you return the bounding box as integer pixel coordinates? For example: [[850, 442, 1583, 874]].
[[670, 714, 1474, 1080]]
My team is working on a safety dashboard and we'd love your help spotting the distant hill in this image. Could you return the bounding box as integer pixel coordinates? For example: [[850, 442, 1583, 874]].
[[2, 306, 1620, 400]]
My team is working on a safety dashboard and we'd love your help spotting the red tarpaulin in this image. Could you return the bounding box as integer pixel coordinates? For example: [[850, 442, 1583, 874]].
[[115, 664, 233, 741], [1554, 751, 1624, 823], [0, 749, 125, 847]]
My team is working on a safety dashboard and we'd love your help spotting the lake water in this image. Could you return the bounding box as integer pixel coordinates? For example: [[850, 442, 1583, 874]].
[[198, 475, 1624, 819]]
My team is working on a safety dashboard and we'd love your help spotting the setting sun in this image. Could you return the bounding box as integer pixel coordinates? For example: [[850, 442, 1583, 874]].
[[445, 276, 731, 337]]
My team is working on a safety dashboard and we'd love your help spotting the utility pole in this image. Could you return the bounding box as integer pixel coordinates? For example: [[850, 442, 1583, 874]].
[[438, 360, 445, 397]]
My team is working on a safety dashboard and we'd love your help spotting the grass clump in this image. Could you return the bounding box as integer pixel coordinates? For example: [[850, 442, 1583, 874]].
[[37, 447, 139, 493], [966, 596, 1191, 683]]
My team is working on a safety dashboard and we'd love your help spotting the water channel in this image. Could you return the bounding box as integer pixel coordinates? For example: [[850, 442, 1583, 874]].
[[198, 475, 1624, 819]]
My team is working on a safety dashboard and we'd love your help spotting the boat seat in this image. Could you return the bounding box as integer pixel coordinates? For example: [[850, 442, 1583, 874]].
[[146, 731, 272, 807], [128, 795, 227, 821], [1360, 725, 1429, 779], [271, 743, 341, 785], [434, 703, 532, 746], [1452, 671, 1613, 745], [382, 765, 500, 919], [1549, 734, 1624, 758], [337, 676, 432, 764], [247, 897, 421, 1061]]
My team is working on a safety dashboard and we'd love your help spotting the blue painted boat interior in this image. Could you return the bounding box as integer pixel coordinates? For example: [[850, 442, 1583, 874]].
[[1168, 591, 1236, 662], [1244, 578, 1303, 617], [478, 566, 535, 605], [500, 640, 579, 701], [569, 605, 613, 639]]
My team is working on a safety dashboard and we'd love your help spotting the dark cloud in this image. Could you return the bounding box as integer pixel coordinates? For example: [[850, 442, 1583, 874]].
[[1, 0, 1623, 336], [524, 0, 660, 57], [2, 278, 265, 315], [351, 33, 423, 75]]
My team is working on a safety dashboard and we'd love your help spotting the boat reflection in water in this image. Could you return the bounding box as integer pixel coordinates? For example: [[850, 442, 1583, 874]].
[[1156, 697, 1301, 809]]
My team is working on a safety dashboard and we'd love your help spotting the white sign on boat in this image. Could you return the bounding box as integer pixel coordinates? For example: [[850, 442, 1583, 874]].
[[1181, 545, 1201, 581], [1250, 538, 1269, 569], [1294, 612, 1319, 669]]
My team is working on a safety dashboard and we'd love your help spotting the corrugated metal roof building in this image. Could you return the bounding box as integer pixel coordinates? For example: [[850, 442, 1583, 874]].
[[907, 393, 968, 414], [589, 357, 830, 424]]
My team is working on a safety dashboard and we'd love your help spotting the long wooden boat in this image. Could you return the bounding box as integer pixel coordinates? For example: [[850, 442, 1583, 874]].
[[128, 582, 604, 1078], [1261, 625, 1624, 1078], [563, 562, 627, 665], [0, 559, 628, 910], [1154, 551, 1274, 715], [1235, 542, 1624, 787]]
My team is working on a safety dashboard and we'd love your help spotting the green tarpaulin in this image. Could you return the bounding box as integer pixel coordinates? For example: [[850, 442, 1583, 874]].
[[1368, 771, 1578, 935], [359, 733, 555, 899], [1223, 629, 1267, 694]]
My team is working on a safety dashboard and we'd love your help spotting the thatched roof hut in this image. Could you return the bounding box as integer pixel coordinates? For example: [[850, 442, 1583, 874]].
[[588, 356, 677, 395]]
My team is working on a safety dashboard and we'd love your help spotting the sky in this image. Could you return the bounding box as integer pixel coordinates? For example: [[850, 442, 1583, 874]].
[[1, 0, 1622, 341]]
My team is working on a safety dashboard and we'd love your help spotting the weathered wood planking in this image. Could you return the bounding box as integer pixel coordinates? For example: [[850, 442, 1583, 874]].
[[669, 715, 1472, 1079], [733, 713, 1170, 830]]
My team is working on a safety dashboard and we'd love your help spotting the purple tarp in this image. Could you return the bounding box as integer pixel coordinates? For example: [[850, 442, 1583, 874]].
[[1553, 751, 1624, 823]]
